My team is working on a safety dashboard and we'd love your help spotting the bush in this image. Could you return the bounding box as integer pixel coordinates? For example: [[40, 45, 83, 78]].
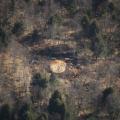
[[17, 103, 36, 120], [38, 0, 46, 6], [92, 0, 109, 17], [12, 22, 24, 36], [81, 15, 90, 30], [88, 21, 99, 38], [48, 90, 66, 120], [108, 2, 115, 13], [24, 0, 31, 3], [31, 73, 48, 89], [0, 28, 8, 50], [102, 87, 113, 104], [48, 14, 62, 25], [55, 0, 76, 14], [112, 8, 120, 22], [0, 104, 11, 120], [91, 35, 109, 57], [87, 116, 97, 120], [66, 4, 77, 14]]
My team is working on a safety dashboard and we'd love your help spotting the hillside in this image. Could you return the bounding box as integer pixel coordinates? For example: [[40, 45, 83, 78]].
[[0, 0, 120, 120]]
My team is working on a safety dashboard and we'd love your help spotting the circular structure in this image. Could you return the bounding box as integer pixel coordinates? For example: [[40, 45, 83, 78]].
[[50, 60, 67, 73]]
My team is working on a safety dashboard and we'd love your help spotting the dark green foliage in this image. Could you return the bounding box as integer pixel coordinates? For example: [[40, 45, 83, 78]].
[[48, 90, 65, 120], [12, 22, 24, 36], [88, 21, 99, 38], [81, 16, 90, 30], [108, 105, 120, 120], [48, 14, 62, 25], [90, 37, 102, 57], [57, 0, 74, 7], [81, 18, 99, 38], [86, 9, 93, 19], [38, 0, 46, 6], [81, 18, 106, 57], [24, 0, 31, 3], [17, 103, 36, 120], [32, 73, 48, 89], [31, 73, 48, 103], [66, 4, 77, 14], [9, 0, 15, 12], [0, 28, 8, 50], [90, 33, 112, 57], [112, 8, 120, 22], [92, 0, 109, 17], [0, 104, 11, 120], [87, 116, 97, 120], [102, 87, 113, 104], [108, 2, 115, 13], [56, 0, 76, 14]]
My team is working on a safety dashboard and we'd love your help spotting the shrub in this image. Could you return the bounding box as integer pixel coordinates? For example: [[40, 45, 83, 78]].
[[81, 15, 90, 31], [48, 14, 62, 25], [66, 4, 77, 14], [88, 21, 99, 38], [108, 2, 115, 13], [104, 89, 120, 120], [48, 90, 66, 120], [0, 104, 11, 120], [0, 28, 8, 50], [55, 0, 76, 14], [24, 0, 31, 3], [38, 0, 46, 6], [92, 0, 109, 17], [102, 87, 113, 104], [31, 73, 48, 89], [90, 37, 102, 57], [112, 8, 120, 22], [87, 116, 97, 120], [12, 22, 24, 36], [17, 103, 36, 120]]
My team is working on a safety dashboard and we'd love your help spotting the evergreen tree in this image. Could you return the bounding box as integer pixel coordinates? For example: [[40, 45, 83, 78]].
[[0, 104, 11, 120], [48, 90, 66, 120]]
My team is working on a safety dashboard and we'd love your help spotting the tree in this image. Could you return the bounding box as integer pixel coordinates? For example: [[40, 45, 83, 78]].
[[48, 90, 66, 120], [0, 28, 8, 51], [108, 2, 115, 13], [88, 21, 99, 38], [31, 73, 48, 89], [0, 104, 11, 120], [107, 91, 120, 120], [81, 15, 90, 31], [17, 103, 36, 120], [48, 14, 62, 26], [101, 87, 113, 105], [24, 0, 31, 3], [31, 73, 48, 103], [55, 0, 76, 14], [12, 22, 24, 36], [91, 38, 102, 57], [38, 0, 46, 6], [92, 0, 109, 17]]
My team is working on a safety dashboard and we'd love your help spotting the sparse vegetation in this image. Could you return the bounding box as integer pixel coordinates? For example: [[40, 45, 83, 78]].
[[0, 0, 119, 120]]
